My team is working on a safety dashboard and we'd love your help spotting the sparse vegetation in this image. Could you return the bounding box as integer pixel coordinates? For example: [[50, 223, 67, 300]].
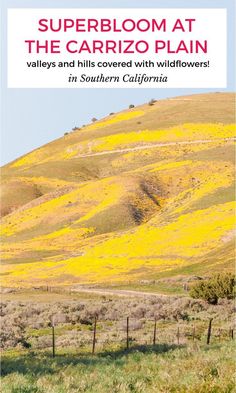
[[0, 291, 235, 392], [91, 117, 97, 123], [0, 291, 234, 351]]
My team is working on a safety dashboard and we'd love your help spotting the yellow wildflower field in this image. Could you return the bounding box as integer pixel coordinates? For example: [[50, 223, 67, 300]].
[[1, 93, 235, 287]]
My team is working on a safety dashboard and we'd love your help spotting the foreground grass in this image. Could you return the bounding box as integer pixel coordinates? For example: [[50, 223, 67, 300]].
[[1, 342, 235, 393]]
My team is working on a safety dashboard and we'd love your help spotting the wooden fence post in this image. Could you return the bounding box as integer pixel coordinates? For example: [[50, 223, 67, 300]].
[[126, 317, 129, 350], [192, 326, 195, 341], [92, 316, 97, 354], [229, 328, 234, 340], [52, 324, 55, 357], [207, 318, 213, 345], [218, 328, 221, 342], [153, 318, 157, 345], [177, 326, 180, 345]]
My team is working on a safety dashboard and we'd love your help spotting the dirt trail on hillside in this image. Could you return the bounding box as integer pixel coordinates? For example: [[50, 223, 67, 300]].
[[72, 287, 173, 298], [77, 137, 235, 158]]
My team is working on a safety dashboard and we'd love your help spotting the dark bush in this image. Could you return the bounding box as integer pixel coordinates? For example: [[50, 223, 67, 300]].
[[148, 99, 156, 106], [91, 117, 97, 122], [190, 273, 235, 305], [129, 104, 135, 108]]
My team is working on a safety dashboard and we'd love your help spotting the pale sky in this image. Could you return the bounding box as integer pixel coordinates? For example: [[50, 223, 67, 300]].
[[1, 0, 235, 165]]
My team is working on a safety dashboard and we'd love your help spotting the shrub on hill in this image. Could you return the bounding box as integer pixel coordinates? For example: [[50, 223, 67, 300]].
[[148, 99, 156, 106], [190, 273, 235, 305]]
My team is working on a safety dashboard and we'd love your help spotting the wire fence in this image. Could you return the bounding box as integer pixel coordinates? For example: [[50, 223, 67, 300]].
[[30, 316, 234, 357]]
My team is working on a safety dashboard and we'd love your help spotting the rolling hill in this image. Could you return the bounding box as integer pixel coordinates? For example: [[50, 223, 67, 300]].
[[0, 92, 235, 288]]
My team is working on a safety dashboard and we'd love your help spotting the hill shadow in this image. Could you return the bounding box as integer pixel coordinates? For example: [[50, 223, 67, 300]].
[[1, 343, 183, 377]]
